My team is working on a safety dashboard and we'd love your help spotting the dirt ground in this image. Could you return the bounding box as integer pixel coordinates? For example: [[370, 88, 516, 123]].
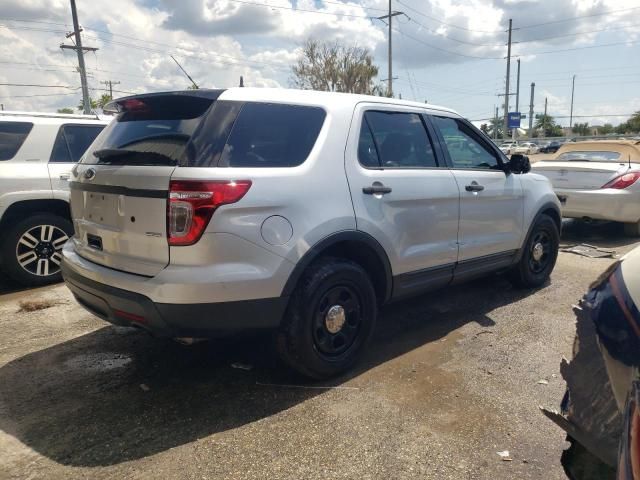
[[1, 220, 638, 480]]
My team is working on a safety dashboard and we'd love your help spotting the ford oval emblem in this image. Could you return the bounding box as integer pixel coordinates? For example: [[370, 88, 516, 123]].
[[84, 168, 96, 181]]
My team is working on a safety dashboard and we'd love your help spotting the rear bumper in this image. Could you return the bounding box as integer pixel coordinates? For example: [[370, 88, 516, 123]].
[[62, 262, 288, 337], [556, 188, 640, 223]]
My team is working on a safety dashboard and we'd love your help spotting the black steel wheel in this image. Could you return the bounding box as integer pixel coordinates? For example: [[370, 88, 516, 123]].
[[276, 258, 377, 379], [509, 213, 559, 288]]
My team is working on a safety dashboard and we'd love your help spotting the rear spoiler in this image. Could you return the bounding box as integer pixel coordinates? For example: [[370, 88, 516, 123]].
[[103, 89, 225, 115]]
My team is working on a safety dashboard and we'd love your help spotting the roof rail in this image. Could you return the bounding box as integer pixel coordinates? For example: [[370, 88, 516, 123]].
[[0, 110, 102, 121]]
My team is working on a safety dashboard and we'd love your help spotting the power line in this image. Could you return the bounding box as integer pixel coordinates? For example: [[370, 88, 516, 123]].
[[515, 23, 640, 44], [225, 0, 372, 18], [0, 92, 78, 99], [396, 0, 501, 33], [0, 82, 77, 89], [405, 17, 504, 47], [516, 39, 640, 57], [517, 6, 640, 30], [394, 26, 503, 60]]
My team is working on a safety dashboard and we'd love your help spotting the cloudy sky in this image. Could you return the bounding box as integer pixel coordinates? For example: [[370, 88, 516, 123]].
[[0, 0, 638, 126]]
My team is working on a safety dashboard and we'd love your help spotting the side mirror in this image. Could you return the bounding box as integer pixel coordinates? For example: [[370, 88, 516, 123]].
[[506, 154, 531, 174]]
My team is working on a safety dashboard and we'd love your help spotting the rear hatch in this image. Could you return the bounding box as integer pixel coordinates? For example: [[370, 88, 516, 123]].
[[532, 153, 633, 190], [70, 90, 223, 276]]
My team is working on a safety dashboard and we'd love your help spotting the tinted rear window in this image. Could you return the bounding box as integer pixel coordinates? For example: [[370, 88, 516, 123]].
[[218, 103, 326, 168], [82, 94, 217, 166], [0, 122, 33, 160], [555, 151, 622, 162]]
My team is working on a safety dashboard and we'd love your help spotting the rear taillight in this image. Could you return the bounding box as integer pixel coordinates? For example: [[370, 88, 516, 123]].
[[168, 180, 252, 246], [601, 172, 640, 190]]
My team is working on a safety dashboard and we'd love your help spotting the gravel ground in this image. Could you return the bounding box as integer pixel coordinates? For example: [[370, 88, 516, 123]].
[[0, 220, 638, 480]]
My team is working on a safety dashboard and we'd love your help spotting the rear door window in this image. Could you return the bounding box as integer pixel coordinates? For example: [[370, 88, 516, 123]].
[[218, 103, 326, 168], [360, 111, 438, 168], [50, 125, 105, 163], [0, 121, 33, 160]]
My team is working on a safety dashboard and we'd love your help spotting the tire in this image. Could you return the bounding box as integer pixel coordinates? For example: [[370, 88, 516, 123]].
[[623, 220, 640, 237], [509, 214, 559, 288], [0, 213, 73, 287], [275, 257, 377, 379]]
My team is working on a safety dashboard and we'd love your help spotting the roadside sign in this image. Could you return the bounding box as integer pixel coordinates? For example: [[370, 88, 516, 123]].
[[508, 112, 521, 128]]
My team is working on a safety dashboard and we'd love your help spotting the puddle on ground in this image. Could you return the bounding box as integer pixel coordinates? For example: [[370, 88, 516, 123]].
[[63, 353, 133, 372]]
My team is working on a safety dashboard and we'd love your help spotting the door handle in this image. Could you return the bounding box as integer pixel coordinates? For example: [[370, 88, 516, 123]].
[[363, 184, 392, 195], [465, 182, 484, 192], [59, 173, 71, 181]]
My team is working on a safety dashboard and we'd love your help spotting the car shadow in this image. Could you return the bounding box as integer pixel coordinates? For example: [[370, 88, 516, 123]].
[[0, 272, 62, 296], [560, 219, 638, 250], [0, 275, 539, 467]]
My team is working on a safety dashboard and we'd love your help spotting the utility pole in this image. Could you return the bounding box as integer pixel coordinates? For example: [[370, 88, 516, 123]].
[[100, 80, 120, 98], [494, 106, 499, 140], [569, 74, 576, 130], [543, 96, 548, 138], [239, 76, 244, 87], [515, 58, 521, 112], [503, 18, 512, 140], [60, 0, 97, 114], [528, 82, 535, 139], [377, 2, 404, 98]]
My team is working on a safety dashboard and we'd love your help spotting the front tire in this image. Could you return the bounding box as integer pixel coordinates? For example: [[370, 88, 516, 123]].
[[275, 258, 377, 379], [0, 214, 73, 287], [623, 220, 640, 237], [509, 214, 559, 288]]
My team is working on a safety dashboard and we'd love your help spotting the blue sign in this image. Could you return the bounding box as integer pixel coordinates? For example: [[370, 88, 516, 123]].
[[508, 112, 521, 129]]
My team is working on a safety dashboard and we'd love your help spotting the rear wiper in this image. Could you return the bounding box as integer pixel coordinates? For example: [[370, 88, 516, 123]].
[[92, 148, 177, 165]]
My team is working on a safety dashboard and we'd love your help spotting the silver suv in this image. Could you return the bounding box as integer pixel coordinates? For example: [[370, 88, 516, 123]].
[[62, 88, 561, 378], [0, 112, 107, 286]]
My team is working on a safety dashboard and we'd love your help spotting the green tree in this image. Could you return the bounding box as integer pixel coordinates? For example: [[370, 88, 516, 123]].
[[480, 123, 489, 134], [572, 122, 590, 136], [291, 39, 383, 96], [56, 108, 74, 114], [486, 116, 503, 139], [627, 111, 640, 132], [97, 93, 112, 109], [77, 97, 98, 112], [599, 123, 614, 135], [534, 113, 557, 137], [616, 122, 630, 135]]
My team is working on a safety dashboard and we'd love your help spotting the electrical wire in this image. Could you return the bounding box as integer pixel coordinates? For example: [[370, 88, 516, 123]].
[[517, 6, 640, 30]]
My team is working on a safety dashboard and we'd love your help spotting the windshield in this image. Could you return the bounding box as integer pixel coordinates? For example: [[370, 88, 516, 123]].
[[554, 150, 624, 162]]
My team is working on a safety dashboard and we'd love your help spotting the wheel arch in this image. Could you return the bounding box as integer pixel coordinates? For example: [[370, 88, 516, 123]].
[[281, 231, 393, 304], [0, 199, 71, 233]]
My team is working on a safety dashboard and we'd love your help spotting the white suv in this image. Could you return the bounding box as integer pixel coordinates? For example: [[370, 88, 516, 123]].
[[61, 88, 561, 378], [0, 112, 108, 286]]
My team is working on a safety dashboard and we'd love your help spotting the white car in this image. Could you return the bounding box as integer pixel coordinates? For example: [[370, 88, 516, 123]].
[[0, 111, 109, 285], [500, 142, 518, 155], [513, 142, 539, 155], [61, 88, 561, 378], [531, 140, 640, 236]]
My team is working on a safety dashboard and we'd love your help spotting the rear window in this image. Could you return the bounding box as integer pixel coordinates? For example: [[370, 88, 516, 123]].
[[0, 121, 33, 160], [82, 93, 219, 166], [217, 103, 326, 168], [555, 151, 622, 162]]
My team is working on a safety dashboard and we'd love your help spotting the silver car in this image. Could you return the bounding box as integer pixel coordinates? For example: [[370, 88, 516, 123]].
[[531, 140, 640, 236], [61, 88, 561, 378]]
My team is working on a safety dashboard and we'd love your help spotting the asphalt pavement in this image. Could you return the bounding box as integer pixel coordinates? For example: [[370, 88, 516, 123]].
[[0, 220, 638, 480]]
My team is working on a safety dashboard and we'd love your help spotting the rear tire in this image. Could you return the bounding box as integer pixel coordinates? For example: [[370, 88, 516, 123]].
[[275, 258, 377, 379], [509, 214, 559, 288], [0, 214, 73, 287], [623, 220, 640, 237]]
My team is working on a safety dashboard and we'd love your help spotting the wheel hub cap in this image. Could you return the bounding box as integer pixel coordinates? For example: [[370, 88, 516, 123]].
[[532, 242, 544, 262], [325, 305, 346, 334], [16, 225, 68, 277]]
